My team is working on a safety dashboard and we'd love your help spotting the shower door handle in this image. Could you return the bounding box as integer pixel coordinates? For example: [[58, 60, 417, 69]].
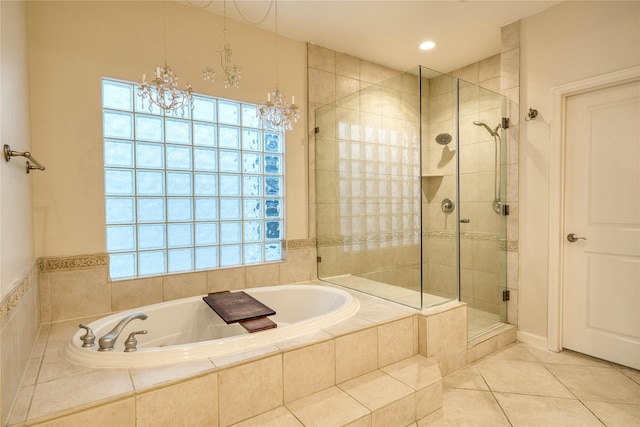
[[567, 233, 586, 242], [460, 219, 470, 223]]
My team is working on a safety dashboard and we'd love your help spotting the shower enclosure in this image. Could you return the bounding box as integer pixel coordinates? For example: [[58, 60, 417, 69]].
[[314, 66, 508, 338]]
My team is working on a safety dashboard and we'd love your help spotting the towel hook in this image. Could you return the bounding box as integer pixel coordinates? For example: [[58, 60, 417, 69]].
[[3, 144, 46, 174]]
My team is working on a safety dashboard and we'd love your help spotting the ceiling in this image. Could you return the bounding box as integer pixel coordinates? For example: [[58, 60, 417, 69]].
[[179, 0, 561, 73]]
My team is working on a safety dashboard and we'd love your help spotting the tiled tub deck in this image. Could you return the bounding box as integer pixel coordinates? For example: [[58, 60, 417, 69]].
[[8, 283, 516, 426]]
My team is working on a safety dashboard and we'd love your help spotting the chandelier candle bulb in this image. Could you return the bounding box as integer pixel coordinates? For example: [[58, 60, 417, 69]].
[[267, 92, 271, 103], [142, 73, 146, 83], [291, 96, 295, 105], [156, 67, 161, 79]]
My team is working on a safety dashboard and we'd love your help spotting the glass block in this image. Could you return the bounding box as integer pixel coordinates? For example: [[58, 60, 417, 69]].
[[136, 143, 164, 169], [166, 145, 192, 170], [265, 221, 281, 239], [192, 96, 216, 122], [104, 140, 133, 167], [265, 177, 281, 196], [194, 173, 217, 196], [106, 226, 136, 251], [138, 224, 165, 250], [195, 198, 218, 221], [167, 198, 192, 222], [242, 152, 261, 173], [219, 126, 240, 149], [194, 148, 217, 171], [166, 118, 191, 144], [264, 155, 281, 174], [168, 248, 193, 273], [264, 132, 282, 152], [103, 111, 133, 139], [168, 223, 193, 247], [265, 199, 281, 218], [244, 221, 262, 241], [137, 170, 164, 195], [242, 129, 262, 151], [220, 174, 241, 196], [105, 169, 134, 195], [243, 198, 262, 219], [196, 246, 218, 270], [106, 198, 134, 224], [243, 176, 262, 196], [244, 244, 262, 264], [193, 123, 217, 146], [138, 198, 165, 222], [220, 199, 241, 220], [195, 222, 218, 245], [242, 104, 261, 128], [138, 251, 165, 276], [109, 253, 136, 279], [103, 80, 133, 111], [220, 222, 241, 243], [218, 100, 240, 125], [166, 172, 192, 196], [265, 242, 282, 261], [219, 150, 240, 173], [220, 245, 241, 267], [136, 114, 164, 142]]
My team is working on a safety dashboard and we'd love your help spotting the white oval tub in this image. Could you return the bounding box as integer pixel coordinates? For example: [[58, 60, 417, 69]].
[[64, 284, 359, 368]]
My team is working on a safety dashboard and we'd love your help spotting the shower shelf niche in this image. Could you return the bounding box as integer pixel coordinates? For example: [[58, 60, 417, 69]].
[[421, 173, 444, 178]]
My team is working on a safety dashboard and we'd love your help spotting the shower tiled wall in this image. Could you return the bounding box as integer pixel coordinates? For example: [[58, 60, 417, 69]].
[[310, 45, 423, 291]]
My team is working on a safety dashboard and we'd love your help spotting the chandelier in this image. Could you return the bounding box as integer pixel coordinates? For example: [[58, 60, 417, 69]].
[[257, 0, 299, 131], [138, 2, 193, 116], [203, 0, 241, 88]]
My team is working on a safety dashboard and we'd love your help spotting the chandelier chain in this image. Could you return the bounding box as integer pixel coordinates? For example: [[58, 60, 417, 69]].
[[233, 0, 274, 25], [163, 1, 168, 65]]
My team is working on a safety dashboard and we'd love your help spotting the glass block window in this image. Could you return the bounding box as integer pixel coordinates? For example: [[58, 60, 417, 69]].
[[103, 78, 285, 279]]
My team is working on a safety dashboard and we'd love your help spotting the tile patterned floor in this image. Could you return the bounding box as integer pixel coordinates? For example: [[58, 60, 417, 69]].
[[417, 342, 640, 427]]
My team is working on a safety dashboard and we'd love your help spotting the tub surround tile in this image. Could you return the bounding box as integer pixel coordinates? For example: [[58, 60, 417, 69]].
[[275, 330, 333, 352], [218, 355, 283, 426], [339, 370, 414, 413], [28, 368, 133, 421], [37, 349, 98, 384], [207, 267, 246, 293], [494, 392, 603, 427], [210, 345, 281, 370], [47, 268, 111, 322], [162, 271, 208, 301], [286, 386, 370, 427], [31, 398, 136, 427], [230, 406, 304, 427], [283, 340, 336, 403], [323, 315, 375, 338], [130, 359, 216, 391], [246, 263, 280, 288], [335, 327, 378, 383], [136, 374, 218, 427], [377, 317, 417, 367], [381, 355, 441, 391], [111, 276, 163, 311], [6, 384, 33, 426]]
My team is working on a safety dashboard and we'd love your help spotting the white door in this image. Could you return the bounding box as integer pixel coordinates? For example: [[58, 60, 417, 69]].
[[562, 79, 640, 370]]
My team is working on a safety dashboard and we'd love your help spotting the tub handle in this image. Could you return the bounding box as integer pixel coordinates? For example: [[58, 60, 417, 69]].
[[78, 324, 96, 347], [124, 330, 147, 352]]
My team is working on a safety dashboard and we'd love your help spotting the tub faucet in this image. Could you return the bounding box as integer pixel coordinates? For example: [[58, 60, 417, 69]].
[[98, 312, 148, 351]]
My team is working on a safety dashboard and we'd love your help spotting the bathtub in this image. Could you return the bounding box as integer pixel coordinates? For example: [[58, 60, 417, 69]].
[[64, 284, 359, 368]]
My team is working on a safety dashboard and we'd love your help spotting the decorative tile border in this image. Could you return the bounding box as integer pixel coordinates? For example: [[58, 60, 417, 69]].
[[38, 253, 108, 273], [0, 262, 37, 323], [286, 238, 317, 250]]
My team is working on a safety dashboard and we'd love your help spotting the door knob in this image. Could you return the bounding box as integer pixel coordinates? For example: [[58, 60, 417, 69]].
[[567, 233, 587, 243]]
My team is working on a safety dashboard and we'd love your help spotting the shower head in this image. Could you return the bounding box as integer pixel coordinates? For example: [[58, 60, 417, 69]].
[[473, 121, 501, 137], [435, 133, 452, 145]]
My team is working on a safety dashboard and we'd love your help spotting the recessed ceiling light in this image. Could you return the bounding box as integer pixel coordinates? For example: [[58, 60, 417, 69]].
[[419, 40, 437, 50]]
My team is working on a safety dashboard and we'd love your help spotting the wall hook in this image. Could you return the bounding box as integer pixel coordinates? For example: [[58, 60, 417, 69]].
[[525, 108, 538, 121]]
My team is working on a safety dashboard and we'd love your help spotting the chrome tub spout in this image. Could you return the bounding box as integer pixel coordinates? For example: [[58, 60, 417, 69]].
[[98, 312, 148, 351]]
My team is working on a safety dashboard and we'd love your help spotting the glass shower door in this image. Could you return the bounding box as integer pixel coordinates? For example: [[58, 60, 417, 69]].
[[457, 80, 508, 338]]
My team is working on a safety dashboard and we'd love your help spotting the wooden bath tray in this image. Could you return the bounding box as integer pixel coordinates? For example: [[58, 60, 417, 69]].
[[202, 291, 276, 325]]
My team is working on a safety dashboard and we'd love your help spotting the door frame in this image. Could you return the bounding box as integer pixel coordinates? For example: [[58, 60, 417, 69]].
[[547, 66, 640, 352]]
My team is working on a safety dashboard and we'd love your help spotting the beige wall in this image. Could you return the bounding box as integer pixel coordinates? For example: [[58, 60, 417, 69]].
[[28, 0, 308, 258], [519, 1, 640, 341], [1, 0, 34, 296]]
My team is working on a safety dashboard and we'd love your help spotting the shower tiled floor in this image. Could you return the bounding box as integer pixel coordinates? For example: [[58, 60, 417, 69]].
[[417, 342, 640, 427]]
